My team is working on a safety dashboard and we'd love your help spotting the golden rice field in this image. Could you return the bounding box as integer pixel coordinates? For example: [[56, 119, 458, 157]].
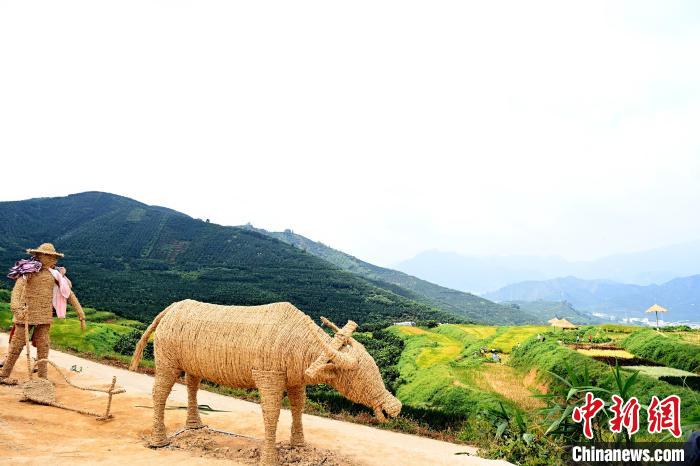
[[470, 365, 546, 411], [490, 325, 550, 353], [395, 326, 429, 335], [394, 327, 462, 367], [677, 332, 700, 345], [454, 325, 497, 339], [598, 324, 643, 333], [416, 341, 462, 367], [392, 323, 553, 415], [623, 365, 699, 379], [576, 348, 635, 359]]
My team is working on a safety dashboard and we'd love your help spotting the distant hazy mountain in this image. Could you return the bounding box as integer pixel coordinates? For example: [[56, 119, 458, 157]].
[[484, 276, 700, 322], [395, 243, 700, 293], [243, 226, 535, 325], [499, 300, 601, 325], [393, 251, 568, 294]]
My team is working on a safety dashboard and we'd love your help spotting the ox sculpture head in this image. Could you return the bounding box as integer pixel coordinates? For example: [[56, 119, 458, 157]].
[[305, 317, 402, 422]]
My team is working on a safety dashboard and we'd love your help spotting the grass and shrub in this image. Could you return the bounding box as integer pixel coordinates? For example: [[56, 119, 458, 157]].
[[391, 325, 517, 420], [555, 325, 612, 344], [0, 300, 146, 364], [622, 329, 700, 373], [511, 336, 700, 426], [624, 365, 700, 391]]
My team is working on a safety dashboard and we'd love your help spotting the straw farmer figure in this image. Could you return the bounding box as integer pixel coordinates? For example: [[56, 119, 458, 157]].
[[0, 243, 86, 385]]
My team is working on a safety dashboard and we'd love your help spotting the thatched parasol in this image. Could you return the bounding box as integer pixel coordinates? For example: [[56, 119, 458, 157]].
[[550, 318, 578, 330], [645, 304, 668, 330]]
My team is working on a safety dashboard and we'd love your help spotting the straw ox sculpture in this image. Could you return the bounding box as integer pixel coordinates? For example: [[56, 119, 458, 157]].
[[130, 299, 402, 465]]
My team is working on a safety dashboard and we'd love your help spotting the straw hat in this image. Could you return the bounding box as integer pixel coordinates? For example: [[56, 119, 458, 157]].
[[26, 243, 64, 258]]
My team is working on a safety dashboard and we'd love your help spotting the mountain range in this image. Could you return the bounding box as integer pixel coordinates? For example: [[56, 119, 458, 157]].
[[394, 245, 700, 294], [243, 226, 533, 325], [484, 276, 700, 322], [499, 300, 601, 325], [0, 192, 525, 326]]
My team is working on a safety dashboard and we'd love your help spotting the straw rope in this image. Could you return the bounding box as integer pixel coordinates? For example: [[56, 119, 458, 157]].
[[132, 299, 402, 465], [165, 426, 256, 442], [30, 358, 125, 395], [21, 358, 125, 420]]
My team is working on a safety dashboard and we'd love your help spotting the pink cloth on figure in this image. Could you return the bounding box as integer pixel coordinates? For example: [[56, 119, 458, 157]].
[[49, 268, 71, 318]]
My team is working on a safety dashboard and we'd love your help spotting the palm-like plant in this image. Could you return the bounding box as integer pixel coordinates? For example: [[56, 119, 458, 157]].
[[538, 361, 641, 446]]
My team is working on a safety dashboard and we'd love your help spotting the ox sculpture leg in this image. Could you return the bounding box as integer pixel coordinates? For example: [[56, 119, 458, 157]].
[[150, 364, 181, 447], [252, 369, 286, 466], [287, 385, 306, 447], [185, 373, 205, 429]]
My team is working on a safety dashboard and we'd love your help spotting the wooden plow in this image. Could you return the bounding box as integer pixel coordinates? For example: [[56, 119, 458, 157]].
[[20, 318, 125, 420]]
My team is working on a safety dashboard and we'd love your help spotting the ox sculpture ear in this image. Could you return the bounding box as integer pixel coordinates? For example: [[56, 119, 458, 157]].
[[304, 362, 337, 382], [304, 317, 359, 381]]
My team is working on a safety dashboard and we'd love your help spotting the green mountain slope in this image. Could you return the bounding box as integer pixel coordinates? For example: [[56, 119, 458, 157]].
[[244, 226, 534, 325], [0, 192, 459, 325]]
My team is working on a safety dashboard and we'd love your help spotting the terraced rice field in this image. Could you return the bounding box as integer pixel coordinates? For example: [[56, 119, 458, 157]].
[[598, 324, 642, 333], [576, 348, 635, 359], [390, 321, 699, 449], [676, 332, 700, 345], [623, 365, 699, 379], [395, 326, 462, 367], [471, 365, 546, 410], [391, 323, 552, 418], [454, 325, 497, 339], [395, 326, 429, 335], [490, 325, 549, 353]]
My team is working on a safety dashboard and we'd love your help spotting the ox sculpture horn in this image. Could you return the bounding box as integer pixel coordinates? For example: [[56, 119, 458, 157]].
[[305, 317, 359, 379]]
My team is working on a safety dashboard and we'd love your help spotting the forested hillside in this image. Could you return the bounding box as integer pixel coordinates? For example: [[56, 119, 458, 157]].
[[0, 192, 458, 325], [245, 226, 532, 325]]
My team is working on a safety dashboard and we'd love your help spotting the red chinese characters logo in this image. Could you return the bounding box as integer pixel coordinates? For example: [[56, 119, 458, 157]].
[[647, 395, 682, 438], [609, 395, 640, 436], [572, 393, 682, 439], [572, 392, 605, 439]]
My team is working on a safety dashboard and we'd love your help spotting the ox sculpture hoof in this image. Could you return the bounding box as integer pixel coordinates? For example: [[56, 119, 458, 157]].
[[290, 434, 305, 447], [185, 421, 206, 430], [148, 436, 171, 448], [0, 377, 18, 386], [259, 450, 278, 466]]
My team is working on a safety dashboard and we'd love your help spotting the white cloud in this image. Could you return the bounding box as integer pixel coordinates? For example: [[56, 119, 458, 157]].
[[1, 1, 698, 265]]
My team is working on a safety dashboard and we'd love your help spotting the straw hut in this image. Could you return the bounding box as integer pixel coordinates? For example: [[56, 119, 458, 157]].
[[549, 318, 578, 330], [645, 304, 668, 330]]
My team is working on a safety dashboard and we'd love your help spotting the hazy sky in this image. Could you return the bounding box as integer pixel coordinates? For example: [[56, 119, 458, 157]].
[[1, 1, 699, 266]]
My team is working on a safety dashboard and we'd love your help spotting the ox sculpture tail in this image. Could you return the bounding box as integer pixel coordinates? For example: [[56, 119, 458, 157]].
[[129, 304, 175, 371]]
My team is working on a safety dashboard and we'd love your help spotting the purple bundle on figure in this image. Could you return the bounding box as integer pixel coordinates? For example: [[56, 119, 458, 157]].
[[7, 258, 43, 280]]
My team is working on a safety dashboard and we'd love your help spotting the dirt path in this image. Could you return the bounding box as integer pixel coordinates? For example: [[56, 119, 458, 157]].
[[0, 334, 510, 465]]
